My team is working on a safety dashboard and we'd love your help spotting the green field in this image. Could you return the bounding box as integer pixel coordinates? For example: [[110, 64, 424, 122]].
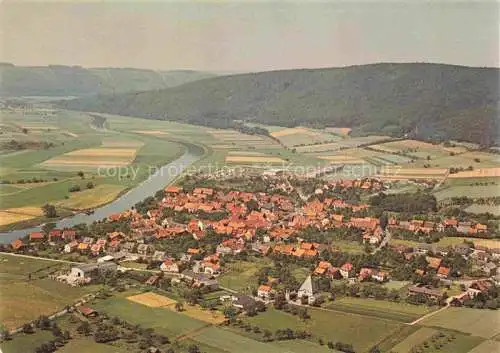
[[245, 307, 403, 352], [420, 307, 500, 339], [218, 258, 272, 292], [326, 297, 432, 322], [468, 340, 500, 353], [0, 254, 100, 330], [1, 330, 54, 353]]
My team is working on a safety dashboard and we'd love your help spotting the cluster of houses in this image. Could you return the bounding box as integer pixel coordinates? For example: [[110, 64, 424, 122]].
[[387, 217, 489, 235]]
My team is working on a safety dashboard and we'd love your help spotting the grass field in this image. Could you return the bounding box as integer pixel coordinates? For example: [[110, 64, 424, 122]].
[[1, 330, 54, 353], [245, 307, 403, 352], [0, 110, 188, 224], [391, 237, 500, 250], [390, 327, 437, 352], [465, 204, 500, 216], [468, 340, 500, 353], [420, 307, 500, 339], [390, 326, 484, 353], [217, 258, 272, 292], [93, 296, 208, 338], [326, 297, 432, 322], [0, 254, 99, 330]]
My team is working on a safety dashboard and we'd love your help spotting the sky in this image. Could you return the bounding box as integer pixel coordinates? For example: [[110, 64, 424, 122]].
[[0, 1, 498, 72]]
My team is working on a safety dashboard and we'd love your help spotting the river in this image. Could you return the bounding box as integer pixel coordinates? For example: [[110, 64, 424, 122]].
[[0, 142, 205, 244]]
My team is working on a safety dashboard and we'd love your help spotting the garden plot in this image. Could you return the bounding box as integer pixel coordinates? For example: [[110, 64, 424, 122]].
[[296, 135, 391, 153], [40, 146, 140, 168], [127, 292, 176, 308]]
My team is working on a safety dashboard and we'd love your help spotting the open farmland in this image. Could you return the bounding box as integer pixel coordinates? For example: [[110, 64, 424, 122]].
[[127, 291, 177, 307], [40, 146, 140, 168], [448, 167, 500, 178], [433, 177, 500, 200], [465, 204, 500, 216], [325, 297, 432, 322], [0, 206, 44, 226], [296, 135, 391, 153], [54, 184, 126, 210], [389, 326, 484, 353], [420, 307, 500, 339], [377, 166, 449, 180], [93, 295, 208, 338], [270, 127, 342, 147], [389, 327, 438, 353], [468, 340, 500, 353], [0, 253, 100, 330], [225, 155, 286, 164], [0, 110, 190, 226], [127, 291, 226, 324], [245, 307, 403, 352]]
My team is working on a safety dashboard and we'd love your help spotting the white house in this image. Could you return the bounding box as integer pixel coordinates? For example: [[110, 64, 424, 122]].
[[160, 259, 179, 273]]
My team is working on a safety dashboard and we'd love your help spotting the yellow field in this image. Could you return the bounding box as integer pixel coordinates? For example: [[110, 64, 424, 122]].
[[169, 304, 226, 324], [127, 292, 225, 324], [225, 155, 285, 163], [41, 146, 139, 168], [227, 151, 266, 156], [101, 139, 144, 148], [378, 167, 448, 180], [271, 127, 319, 137], [133, 130, 169, 135], [55, 184, 126, 210], [325, 127, 352, 136], [317, 155, 365, 164], [127, 292, 177, 307], [211, 144, 235, 149], [448, 167, 500, 178], [0, 206, 43, 226]]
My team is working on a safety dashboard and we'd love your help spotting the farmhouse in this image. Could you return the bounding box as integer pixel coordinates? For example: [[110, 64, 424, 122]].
[[408, 284, 443, 299], [257, 285, 274, 299]]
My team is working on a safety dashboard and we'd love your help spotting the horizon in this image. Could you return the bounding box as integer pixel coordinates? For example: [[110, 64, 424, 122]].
[[1, 1, 498, 71]]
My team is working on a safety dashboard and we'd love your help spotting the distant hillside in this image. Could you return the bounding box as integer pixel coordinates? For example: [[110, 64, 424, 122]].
[[0, 63, 216, 97], [61, 63, 499, 145]]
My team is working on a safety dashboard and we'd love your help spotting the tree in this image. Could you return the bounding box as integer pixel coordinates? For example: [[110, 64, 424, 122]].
[[188, 344, 200, 353], [22, 128, 28, 134], [22, 323, 34, 334], [77, 171, 85, 179], [42, 203, 57, 218], [86, 182, 95, 189], [175, 301, 184, 312], [76, 321, 92, 336]]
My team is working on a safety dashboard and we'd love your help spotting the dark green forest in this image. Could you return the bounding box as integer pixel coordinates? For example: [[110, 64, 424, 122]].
[[61, 63, 499, 145], [0, 63, 216, 97]]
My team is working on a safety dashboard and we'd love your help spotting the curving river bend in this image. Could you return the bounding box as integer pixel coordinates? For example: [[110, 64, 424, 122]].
[[0, 142, 205, 244]]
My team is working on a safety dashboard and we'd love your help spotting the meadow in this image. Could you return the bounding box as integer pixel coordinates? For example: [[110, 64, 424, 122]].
[[245, 307, 403, 352], [0, 253, 100, 330], [420, 307, 500, 339], [325, 297, 433, 322]]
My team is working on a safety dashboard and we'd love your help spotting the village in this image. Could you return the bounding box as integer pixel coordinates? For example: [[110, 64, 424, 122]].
[[5, 173, 500, 312]]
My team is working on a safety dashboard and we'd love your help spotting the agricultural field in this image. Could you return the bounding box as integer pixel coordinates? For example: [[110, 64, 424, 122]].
[[0, 110, 189, 226], [468, 340, 500, 353], [270, 127, 343, 147], [218, 258, 273, 292], [378, 166, 449, 181], [433, 177, 500, 200], [325, 297, 433, 322], [0, 253, 100, 330], [419, 307, 500, 339], [465, 204, 500, 216], [245, 307, 403, 352], [295, 135, 391, 153], [93, 296, 208, 338], [391, 237, 500, 251], [389, 326, 484, 353]]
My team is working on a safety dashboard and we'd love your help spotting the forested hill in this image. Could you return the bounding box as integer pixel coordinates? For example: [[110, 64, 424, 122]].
[[0, 63, 216, 97], [61, 63, 499, 145]]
